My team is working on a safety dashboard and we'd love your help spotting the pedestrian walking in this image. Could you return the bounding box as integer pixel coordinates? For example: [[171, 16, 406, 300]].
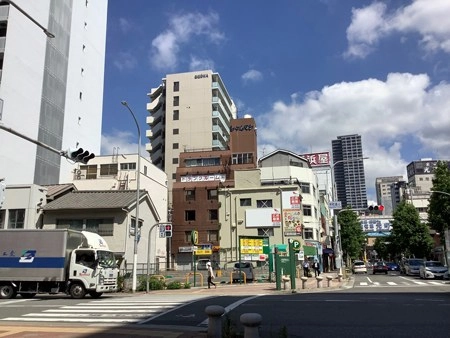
[[313, 260, 320, 277], [303, 259, 310, 277], [206, 261, 216, 289]]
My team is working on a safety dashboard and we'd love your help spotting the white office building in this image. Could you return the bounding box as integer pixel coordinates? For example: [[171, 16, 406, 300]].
[[0, 0, 108, 186]]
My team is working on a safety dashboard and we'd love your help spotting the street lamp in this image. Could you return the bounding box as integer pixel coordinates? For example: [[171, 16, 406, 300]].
[[121, 101, 141, 293], [330, 157, 369, 275], [3, 0, 55, 38]]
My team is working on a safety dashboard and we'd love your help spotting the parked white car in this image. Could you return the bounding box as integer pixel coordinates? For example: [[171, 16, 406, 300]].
[[352, 260, 367, 274], [419, 261, 448, 279]]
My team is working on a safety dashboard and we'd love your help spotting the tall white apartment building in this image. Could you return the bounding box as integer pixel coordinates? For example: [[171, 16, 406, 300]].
[[0, 0, 108, 186], [146, 70, 237, 204]]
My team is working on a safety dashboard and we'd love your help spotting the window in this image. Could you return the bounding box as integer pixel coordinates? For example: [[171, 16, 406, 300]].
[[208, 209, 218, 221], [172, 173, 177, 179], [173, 81, 179, 92], [185, 210, 196, 221], [144, 166, 147, 175], [100, 163, 118, 176], [173, 110, 179, 120], [185, 157, 221, 167], [303, 205, 312, 216], [173, 96, 179, 106], [0, 210, 5, 229], [184, 231, 192, 243], [207, 230, 219, 242], [304, 228, 314, 239], [172, 158, 178, 164], [232, 153, 253, 164], [185, 190, 195, 201], [207, 189, 218, 200], [8, 209, 25, 229], [240, 198, 251, 206], [79, 92, 83, 100], [56, 218, 114, 236], [79, 165, 97, 179], [120, 162, 136, 170], [258, 228, 274, 237], [299, 182, 310, 194], [173, 143, 179, 149], [257, 200, 272, 208], [173, 128, 179, 135]]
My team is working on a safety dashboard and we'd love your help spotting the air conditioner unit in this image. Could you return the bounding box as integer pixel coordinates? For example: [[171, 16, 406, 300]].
[[75, 169, 87, 180]]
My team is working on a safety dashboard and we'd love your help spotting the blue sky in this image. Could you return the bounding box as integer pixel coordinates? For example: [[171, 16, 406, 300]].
[[101, 0, 450, 201]]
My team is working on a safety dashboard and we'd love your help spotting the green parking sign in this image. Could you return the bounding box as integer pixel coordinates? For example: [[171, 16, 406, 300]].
[[292, 239, 301, 252]]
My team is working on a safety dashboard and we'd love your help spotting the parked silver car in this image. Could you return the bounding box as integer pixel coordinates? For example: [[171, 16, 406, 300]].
[[231, 261, 254, 282], [419, 261, 448, 279], [404, 258, 424, 276]]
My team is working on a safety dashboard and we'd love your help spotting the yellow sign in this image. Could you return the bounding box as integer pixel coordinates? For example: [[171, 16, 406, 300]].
[[239, 238, 264, 254], [195, 249, 212, 256]]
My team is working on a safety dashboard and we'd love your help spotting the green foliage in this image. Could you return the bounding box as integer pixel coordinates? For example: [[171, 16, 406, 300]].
[[373, 238, 389, 260], [338, 208, 365, 262], [428, 161, 450, 237], [166, 281, 183, 289], [137, 275, 165, 291], [183, 282, 191, 289], [390, 201, 434, 258]]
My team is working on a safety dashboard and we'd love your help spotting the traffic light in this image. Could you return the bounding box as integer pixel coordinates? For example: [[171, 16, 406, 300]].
[[368, 205, 384, 214], [165, 224, 173, 238], [65, 148, 95, 164]]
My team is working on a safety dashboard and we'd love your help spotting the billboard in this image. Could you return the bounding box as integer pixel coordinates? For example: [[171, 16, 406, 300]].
[[245, 208, 282, 228], [360, 217, 393, 233], [300, 152, 330, 167]]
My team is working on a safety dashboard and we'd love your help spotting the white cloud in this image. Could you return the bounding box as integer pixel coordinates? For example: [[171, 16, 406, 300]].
[[345, 0, 450, 58], [150, 11, 225, 71], [101, 130, 147, 158], [189, 56, 215, 72], [113, 51, 138, 71], [241, 69, 263, 84], [119, 18, 132, 34], [257, 72, 450, 199]]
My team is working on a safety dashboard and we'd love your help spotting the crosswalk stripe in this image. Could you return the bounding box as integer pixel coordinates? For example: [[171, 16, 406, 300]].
[[387, 282, 397, 285]]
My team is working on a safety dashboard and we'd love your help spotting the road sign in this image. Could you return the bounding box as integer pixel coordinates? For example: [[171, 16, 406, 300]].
[[297, 251, 304, 260], [292, 239, 301, 252], [329, 201, 342, 209]]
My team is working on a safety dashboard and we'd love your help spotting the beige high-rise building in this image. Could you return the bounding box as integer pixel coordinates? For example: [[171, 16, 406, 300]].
[[146, 70, 237, 206]]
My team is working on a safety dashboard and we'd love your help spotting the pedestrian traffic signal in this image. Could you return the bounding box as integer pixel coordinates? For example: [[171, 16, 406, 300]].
[[65, 148, 95, 164], [165, 224, 173, 238]]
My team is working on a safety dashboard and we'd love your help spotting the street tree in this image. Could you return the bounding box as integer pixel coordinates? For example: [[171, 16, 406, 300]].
[[373, 237, 390, 260], [338, 208, 365, 264], [390, 201, 433, 258], [428, 161, 450, 236]]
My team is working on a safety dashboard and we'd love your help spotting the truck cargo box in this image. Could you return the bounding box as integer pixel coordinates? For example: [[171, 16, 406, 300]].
[[0, 229, 85, 281]]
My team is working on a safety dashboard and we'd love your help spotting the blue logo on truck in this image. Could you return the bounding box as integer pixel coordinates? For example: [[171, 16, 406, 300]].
[[19, 250, 36, 263]]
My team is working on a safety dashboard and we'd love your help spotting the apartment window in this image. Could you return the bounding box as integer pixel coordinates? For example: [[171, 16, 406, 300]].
[[80, 165, 97, 179], [173, 81, 179, 92], [173, 96, 179, 106], [257, 199, 272, 208], [299, 182, 310, 194], [8, 209, 25, 229], [0, 210, 5, 229], [232, 153, 253, 164], [173, 110, 179, 120], [303, 205, 312, 216], [100, 163, 118, 176], [185, 210, 196, 221], [208, 209, 218, 221], [304, 228, 314, 239], [207, 189, 218, 200], [173, 128, 179, 135], [120, 162, 136, 170], [56, 218, 114, 237], [144, 166, 147, 175], [173, 143, 179, 149], [258, 228, 274, 237], [207, 230, 219, 242], [184, 231, 192, 243], [172, 158, 178, 164], [185, 190, 195, 201], [172, 173, 177, 180], [240, 198, 251, 206]]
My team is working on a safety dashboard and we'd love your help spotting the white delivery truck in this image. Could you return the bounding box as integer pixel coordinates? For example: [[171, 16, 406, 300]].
[[0, 229, 119, 299]]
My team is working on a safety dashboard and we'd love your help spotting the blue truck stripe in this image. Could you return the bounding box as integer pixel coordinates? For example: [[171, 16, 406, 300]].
[[0, 257, 65, 268]]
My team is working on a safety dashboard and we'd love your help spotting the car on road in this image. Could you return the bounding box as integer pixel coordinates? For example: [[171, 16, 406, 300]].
[[373, 261, 389, 274], [419, 261, 448, 279], [352, 260, 367, 274], [386, 262, 400, 271], [231, 261, 254, 282], [404, 258, 425, 276]]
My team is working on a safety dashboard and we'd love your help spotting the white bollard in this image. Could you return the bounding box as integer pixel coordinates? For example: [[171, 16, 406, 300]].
[[316, 276, 323, 288], [338, 273, 343, 282], [205, 305, 225, 338], [300, 276, 308, 289], [240, 313, 262, 338], [326, 275, 333, 287]]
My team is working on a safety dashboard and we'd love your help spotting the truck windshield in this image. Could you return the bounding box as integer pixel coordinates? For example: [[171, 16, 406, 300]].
[[97, 250, 116, 268]]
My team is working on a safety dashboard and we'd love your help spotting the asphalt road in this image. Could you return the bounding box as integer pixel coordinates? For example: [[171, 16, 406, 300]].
[[0, 272, 449, 337]]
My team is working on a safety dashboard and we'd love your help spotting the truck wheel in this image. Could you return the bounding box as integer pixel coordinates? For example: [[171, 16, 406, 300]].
[[89, 291, 103, 298], [69, 283, 86, 299], [20, 293, 36, 299], [0, 284, 17, 299]]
